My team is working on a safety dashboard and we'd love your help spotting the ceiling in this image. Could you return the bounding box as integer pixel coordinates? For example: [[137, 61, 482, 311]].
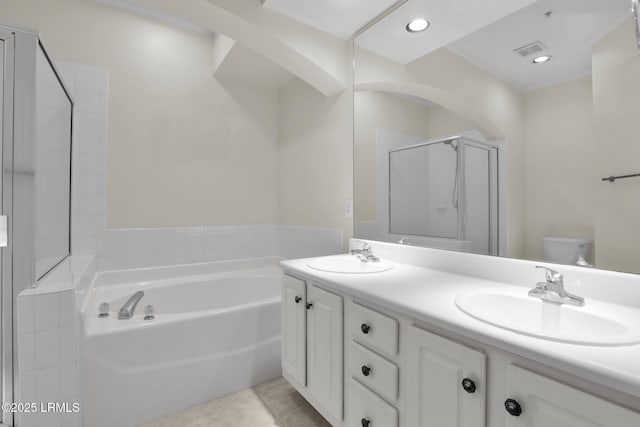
[[262, 0, 399, 39], [354, 0, 538, 64], [449, 0, 631, 91]]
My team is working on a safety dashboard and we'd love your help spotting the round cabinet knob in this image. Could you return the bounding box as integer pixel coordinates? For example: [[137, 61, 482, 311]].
[[361, 365, 371, 377], [294, 296, 301, 304], [361, 323, 371, 334], [361, 418, 370, 427], [504, 398, 523, 417], [305, 302, 313, 310], [461, 378, 476, 393]]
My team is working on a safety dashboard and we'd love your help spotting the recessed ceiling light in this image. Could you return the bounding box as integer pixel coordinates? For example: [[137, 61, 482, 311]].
[[533, 55, 552, 64], [406, 18, 430, 33]]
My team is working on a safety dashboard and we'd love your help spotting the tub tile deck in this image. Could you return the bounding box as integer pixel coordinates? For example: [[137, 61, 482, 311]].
[[142, 377, 330, 427]]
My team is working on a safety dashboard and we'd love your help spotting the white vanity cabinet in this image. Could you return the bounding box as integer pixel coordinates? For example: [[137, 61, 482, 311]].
[[281, 269, 640, 427], [408, 326, 486, 427], [282, 275, 306, 385], [503, 365, 640, 427], [281, 275, 343, 423]]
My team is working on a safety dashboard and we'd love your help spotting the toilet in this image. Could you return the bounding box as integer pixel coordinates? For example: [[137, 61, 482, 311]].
[[542, 237, 593, 266]]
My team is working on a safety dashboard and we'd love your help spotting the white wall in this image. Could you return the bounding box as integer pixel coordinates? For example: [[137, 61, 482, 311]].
[[277, 77, 353, 249], [0, 0, 280, 228], [523, 75, 596, 262], [2, 0, 351, 258], [354, 91, 431, 221]]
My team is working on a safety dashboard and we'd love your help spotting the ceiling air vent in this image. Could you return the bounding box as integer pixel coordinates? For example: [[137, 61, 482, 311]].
[[513, 41, 546, 58]]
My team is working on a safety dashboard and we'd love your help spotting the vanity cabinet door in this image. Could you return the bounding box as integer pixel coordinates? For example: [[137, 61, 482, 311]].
[[504, 365, 640, 427], [307, 283, 343, 420], [282, 275, 307, 385], [408, 326, 486, 427]]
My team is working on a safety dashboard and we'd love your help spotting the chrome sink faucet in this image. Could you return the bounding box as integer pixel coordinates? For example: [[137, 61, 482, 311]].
[[529, 266, 585, 306], [118, 291, 144, 319], [350, 240, 380, 263]]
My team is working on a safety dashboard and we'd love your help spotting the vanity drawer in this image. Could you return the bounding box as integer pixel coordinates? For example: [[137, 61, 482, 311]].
[[350, 302, 398, 357], [348, 378, 398, 427], [349, 341, 398, 401]]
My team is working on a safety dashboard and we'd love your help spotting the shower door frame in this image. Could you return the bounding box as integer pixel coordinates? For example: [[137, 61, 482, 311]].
[[387, 134, 501, 255], [0, 26, 15, 427]]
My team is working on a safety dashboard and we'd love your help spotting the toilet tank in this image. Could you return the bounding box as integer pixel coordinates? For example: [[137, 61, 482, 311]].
[[542, 237, 592, 265]]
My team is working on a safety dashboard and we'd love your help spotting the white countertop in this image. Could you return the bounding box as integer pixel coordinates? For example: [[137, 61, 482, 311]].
[[281, 255, 640, 399]]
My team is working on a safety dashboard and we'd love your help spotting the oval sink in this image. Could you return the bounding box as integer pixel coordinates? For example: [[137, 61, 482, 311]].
[[307, 254, 393, 274], [455, 289, 640, 346]]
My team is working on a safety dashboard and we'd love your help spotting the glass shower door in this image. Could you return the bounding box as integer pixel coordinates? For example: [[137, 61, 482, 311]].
[[0, 28, 14, 426], [460, 140, 499, 255]]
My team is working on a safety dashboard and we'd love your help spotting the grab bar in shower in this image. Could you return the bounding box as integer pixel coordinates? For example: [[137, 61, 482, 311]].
[[601, 172, 640, 183]]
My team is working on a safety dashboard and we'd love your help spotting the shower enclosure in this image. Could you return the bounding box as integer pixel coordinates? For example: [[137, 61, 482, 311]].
[[388, 135, 500, 255], [0, 24, 73, 426]]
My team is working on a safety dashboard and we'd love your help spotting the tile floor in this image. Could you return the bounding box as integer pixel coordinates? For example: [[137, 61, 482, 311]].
[[142, 377, 331, 427]]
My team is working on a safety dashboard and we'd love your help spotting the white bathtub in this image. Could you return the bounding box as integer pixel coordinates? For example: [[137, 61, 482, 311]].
[[80, 257, 282, 427]]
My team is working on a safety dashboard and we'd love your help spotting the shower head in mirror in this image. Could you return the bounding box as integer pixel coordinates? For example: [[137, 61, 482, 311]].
[[444, 140, 458, 152]]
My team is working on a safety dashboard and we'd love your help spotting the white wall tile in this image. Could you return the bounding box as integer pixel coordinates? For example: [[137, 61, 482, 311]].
[[74, 111, 106, 135], [59, 327, 76, 364], [59, 363, 78, 399], [185, 227, 205, 263], [35, 329, 60, 369], [72, 152, 102, 175], [36, 365, 61, 402], [74, 132, 105, 155], [61, 398, 81, 427], [19, 369, 36, 402], [18, 294, 36, 335], [74, 90, 102, 114], [203, 227, 222, 261], [219, 228, 238, 260], [143, 229, 168, 266], [37, 409, 62, 427], [18, 333, 36, 372], [17, 370, 37, 427], [75, 64, 102, 93], [35, 293, 59, 332]]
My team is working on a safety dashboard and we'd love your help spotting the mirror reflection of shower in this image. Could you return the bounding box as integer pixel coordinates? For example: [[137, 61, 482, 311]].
[[386, 133, 500, 256]]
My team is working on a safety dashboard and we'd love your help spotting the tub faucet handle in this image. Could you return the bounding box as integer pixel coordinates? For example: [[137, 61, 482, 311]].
[[98, 302, 110, 318], [144, 305, 155, 320]]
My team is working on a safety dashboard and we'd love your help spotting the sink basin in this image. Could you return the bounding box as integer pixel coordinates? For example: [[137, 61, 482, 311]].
[[455, 288, 640, 346], [306, 254, 393, 274]]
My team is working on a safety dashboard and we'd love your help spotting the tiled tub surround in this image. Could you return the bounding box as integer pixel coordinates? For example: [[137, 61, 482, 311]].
[[97, 224, 343, 271], [54, 60, 109, 258], [280, 239, 640, 426], [16, 256, 95, 427], [81, 257, 283, 427]]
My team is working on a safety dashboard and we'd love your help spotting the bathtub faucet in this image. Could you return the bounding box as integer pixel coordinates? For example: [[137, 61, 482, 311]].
[[118, 291, 144, 319]]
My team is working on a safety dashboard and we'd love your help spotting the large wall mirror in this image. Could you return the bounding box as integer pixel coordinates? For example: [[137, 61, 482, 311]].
[[354, 0, 640, 274]]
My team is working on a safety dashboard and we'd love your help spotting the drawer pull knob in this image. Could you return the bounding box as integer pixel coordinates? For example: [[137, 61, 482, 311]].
[[360, 323, 371, 334], [504, 398, 522, 416], [361, 365, 371, 377], [305, 302, 313, 310], [461, 378, 476, 393], [294, 296, 301, 304], [361, 418, 370, 427]]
